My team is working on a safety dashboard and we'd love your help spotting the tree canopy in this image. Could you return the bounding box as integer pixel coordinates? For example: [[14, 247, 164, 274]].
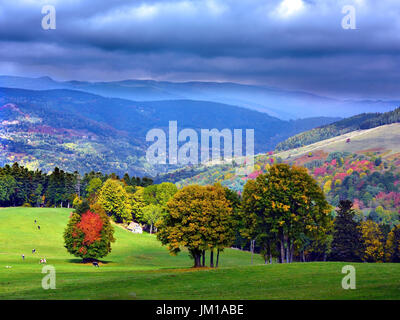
[[241, 163, 332, 263], [157, 184, 235, 267]]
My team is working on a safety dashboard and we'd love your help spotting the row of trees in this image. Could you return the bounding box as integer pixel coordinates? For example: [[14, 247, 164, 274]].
[[331, 200, 400, 262], [62, 163, 400, 266], [155, 164, 400, 266], [3, 160, 390, 266], [0, 163, 153, 207]]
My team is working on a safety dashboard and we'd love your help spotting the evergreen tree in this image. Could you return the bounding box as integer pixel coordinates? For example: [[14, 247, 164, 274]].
[[329, 200, 364, 262]]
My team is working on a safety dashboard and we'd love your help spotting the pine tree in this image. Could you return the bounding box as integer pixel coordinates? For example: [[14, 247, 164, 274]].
[[329, 200, 364, 262]]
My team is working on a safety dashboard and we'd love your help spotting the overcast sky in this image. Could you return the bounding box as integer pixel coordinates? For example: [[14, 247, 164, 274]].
[[1, 0, 400, 99]]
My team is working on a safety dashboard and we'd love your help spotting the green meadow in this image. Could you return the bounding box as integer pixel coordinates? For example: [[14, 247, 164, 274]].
[[0, 207, 399, 300]]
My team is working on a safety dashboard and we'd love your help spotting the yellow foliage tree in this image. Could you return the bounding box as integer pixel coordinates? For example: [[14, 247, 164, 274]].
[[157, 184, 235, 268], [360, 220, 384, 262], [98, 179, 132, 223]]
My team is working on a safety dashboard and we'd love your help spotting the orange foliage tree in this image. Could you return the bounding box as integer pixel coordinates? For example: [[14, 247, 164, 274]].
[[64, 201, 115, 261]]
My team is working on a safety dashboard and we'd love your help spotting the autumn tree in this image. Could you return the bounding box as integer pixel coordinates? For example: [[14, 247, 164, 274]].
[[241, 163, 332, 264], [98, 178, 131, 223], [360, 220, 384, 262], [64, 201, 115, 262], [385, 225, 400, 262], [157, 184, 235, 268], [330, 200, 364, 262]]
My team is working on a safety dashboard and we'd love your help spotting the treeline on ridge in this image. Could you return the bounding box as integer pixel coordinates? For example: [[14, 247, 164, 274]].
[[276, 107, 400, 151]]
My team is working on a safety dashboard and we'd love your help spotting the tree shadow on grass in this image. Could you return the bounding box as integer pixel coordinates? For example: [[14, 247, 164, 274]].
[[67, 258, 112, 265]]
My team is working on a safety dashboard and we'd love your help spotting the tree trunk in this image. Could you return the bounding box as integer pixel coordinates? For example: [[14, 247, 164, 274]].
[[280, 233, 285, 263], [202, 250, 205, 267], [251, 240, 255, 265], [216, 249, 220, 268], [289, 242, 294, 263], [194, 254, 201, 267], [210, 249, 214, 268], [286, 238, 290, 263], [191, 249, 202, 268], [150, 223, 153, 234]]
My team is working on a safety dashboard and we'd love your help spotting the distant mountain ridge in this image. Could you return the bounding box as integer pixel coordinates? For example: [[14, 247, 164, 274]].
[[0, 86, 339, 176], [0, 75, 397, 120]]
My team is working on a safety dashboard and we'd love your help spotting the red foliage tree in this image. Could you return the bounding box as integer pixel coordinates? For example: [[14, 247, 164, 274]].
[[64, 205, 115, 261], [76, 211, 103, 245]]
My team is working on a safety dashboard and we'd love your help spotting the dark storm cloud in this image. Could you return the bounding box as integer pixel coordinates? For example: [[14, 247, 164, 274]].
[[1, 0, 400, 98]]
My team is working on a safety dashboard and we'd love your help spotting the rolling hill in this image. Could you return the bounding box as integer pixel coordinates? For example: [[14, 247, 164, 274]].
[[276, 107, 400, 151], [0, 87, 339, 176], [162, 123, 400, 226]]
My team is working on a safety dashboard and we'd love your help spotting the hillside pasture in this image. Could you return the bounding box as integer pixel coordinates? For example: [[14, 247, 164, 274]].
[[0, 208, 399, 300]]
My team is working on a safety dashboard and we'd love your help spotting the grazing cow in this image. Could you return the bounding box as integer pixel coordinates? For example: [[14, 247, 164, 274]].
[[92, 262, 99, 267], [32, 249, 36, 254]]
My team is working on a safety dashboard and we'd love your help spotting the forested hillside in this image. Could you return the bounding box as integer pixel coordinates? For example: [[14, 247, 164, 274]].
[[276, 108, 400, 151], [166, 124, 400, 227], [0, 87, 338, 176]]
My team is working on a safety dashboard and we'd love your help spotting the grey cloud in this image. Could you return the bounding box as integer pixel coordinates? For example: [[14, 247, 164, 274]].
[[0, 0, 400, 99]]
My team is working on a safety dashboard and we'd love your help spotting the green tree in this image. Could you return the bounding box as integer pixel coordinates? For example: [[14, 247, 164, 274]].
[[241, 164, 332, 264], [98, 179, 131, 223], [86, 177, 103, 199], [143, 182, 177, 206], [329, 200, 364, 262], [0, 175, 17, 204], [130, 186, 146, 222], [142, 204, 163, 234]]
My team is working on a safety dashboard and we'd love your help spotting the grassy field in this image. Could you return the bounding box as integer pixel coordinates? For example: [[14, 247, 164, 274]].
[[0, 207, 400, 300]]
